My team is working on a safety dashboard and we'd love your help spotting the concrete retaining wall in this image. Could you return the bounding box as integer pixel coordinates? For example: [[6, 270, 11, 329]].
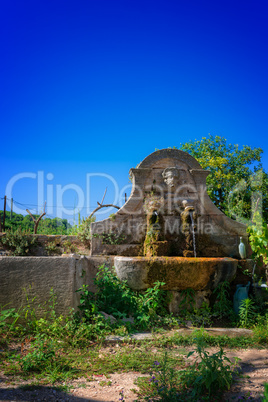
[[0, 255, 114, 317]]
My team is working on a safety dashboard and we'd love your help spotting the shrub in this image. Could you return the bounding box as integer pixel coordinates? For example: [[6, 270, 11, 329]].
[[136, 341, 239, 401], [76, 216, 96, 244], [76, 265, 169, 329], [0, 228, 37, 256]]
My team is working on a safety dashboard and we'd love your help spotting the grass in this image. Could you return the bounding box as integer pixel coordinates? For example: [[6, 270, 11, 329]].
[[0, 326, 265, 389], [1, 273, 268, 400], [0, 338, 187, 392], [0, 321, 267, 401]]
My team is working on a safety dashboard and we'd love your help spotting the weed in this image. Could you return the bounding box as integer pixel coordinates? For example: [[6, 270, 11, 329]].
[[76, 265, 170, 330], [20, 337, 56, 372], [178, 288, 195, 313], [136, 342, 238, 401], [92, 232, 126, 245], [191, 302, 212, 327], [239, 298, 257, 328], [100, 380, 112, 386], [262, 383, 268, 401], [109, 213, 116, 221], [182, 341, 239, 400], [18, 336, 78, 383], [119, 389, 125, 401], [45, 241, 61, 255], [62, 240, 78, 253], [73, 215, 96, 244], [0, 228, 37, 256], [252, 313, 268, 344], [0, 307, 20, 333], [213, 281, 234, 319]]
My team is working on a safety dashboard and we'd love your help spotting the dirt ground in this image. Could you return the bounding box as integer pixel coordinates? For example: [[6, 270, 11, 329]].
[[1, 347, 268, 402]]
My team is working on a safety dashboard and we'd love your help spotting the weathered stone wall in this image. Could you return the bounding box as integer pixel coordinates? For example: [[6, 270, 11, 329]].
[[90, 148, 249, 258], [0, 255, 256, 317], [0, 255, 114, 317], [0, 234, 90, 256]]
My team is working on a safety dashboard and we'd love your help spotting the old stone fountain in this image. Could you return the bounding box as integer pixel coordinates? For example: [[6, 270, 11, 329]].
[[90, 149, 252, 311]]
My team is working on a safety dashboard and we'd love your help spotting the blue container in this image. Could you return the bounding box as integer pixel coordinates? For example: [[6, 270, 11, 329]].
[[233, 281, 250, 314]]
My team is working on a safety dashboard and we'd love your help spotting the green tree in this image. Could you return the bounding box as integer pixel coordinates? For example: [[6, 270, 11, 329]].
[[180, 135, 268, 222], [0, 211, 72, 235]]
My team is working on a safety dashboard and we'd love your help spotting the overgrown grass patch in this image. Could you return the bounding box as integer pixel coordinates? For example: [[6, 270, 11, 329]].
[[1, 339, 184, 385], [1, 264, 268, 400], [134, 344, 240, 401]]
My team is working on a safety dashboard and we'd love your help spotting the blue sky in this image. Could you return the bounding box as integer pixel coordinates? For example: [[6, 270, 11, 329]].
[[1, 0, 268, 222]]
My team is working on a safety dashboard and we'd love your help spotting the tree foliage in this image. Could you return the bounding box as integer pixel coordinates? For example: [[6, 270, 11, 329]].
[[180, 135, 268, 222], [0, 211, 71, 235]]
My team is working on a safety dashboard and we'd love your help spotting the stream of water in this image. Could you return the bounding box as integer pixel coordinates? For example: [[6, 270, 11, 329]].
[[189, 211, 197, 258]]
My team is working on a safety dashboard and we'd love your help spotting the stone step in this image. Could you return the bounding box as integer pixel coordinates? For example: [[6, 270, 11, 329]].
[[105, 327, 253, 342]]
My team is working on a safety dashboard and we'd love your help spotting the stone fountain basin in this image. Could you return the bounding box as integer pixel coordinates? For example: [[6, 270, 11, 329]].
[[114, 256, 238, 291]]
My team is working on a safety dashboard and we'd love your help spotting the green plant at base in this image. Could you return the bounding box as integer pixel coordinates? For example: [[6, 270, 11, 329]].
[[76, 284, 99, 321], [20, 337, 56, 372], [18, 336, 78, 382], [253, 314, 268, 345], [182, 341, 239, 400], [0, 307, 21, 340], [76, 265, 169, 330], [213, 281, 234, 319], [191, 302, 212, 327], [135, 281, 168, 327], [136, 352, 181, 401], [92, 232, 126, 245], [178, 288, 195, 314], [251, 282, 268, 316], [262, 383, 268, 401], [72, 215, 96, 243], [62, 240, 78, 254], [178, 288, 212, 327], [45, 241, 62, 255], [239, 298, 257, 328], [0, 228, 37, 256], [136, 341, 239, 401]]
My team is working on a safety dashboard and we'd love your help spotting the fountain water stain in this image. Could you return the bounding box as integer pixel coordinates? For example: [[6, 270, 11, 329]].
[[90, 149, 252, 311]]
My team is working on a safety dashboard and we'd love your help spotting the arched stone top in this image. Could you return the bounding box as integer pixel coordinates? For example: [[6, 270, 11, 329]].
[[137, 148, 203, 170], [90, 147, 248, 257]]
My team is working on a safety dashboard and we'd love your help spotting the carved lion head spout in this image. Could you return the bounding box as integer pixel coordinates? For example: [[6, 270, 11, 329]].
[[162, 167, 180, 188]]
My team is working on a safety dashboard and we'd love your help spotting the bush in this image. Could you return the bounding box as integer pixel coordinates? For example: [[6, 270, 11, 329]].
[[182, 342, 239, 400], [136, 341, 239, 401], [76, 265, 169, 329], [0, 228, 37, 256], [76, 216, 96, 244]]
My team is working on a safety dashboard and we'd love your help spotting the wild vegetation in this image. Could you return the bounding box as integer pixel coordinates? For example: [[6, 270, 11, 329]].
[[0, 211, 71, 235], [1, 138, 268, 399], [180, 135, 268, 222], [1, 264, 268, 400]]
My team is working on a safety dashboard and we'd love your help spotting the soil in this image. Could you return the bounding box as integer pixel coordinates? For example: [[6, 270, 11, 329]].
[[1, 347, 268, 402]]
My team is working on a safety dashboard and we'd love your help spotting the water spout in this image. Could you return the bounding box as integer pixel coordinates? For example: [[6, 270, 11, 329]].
[[181, 200, 197, 258], [189, 211, 197, 258]]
